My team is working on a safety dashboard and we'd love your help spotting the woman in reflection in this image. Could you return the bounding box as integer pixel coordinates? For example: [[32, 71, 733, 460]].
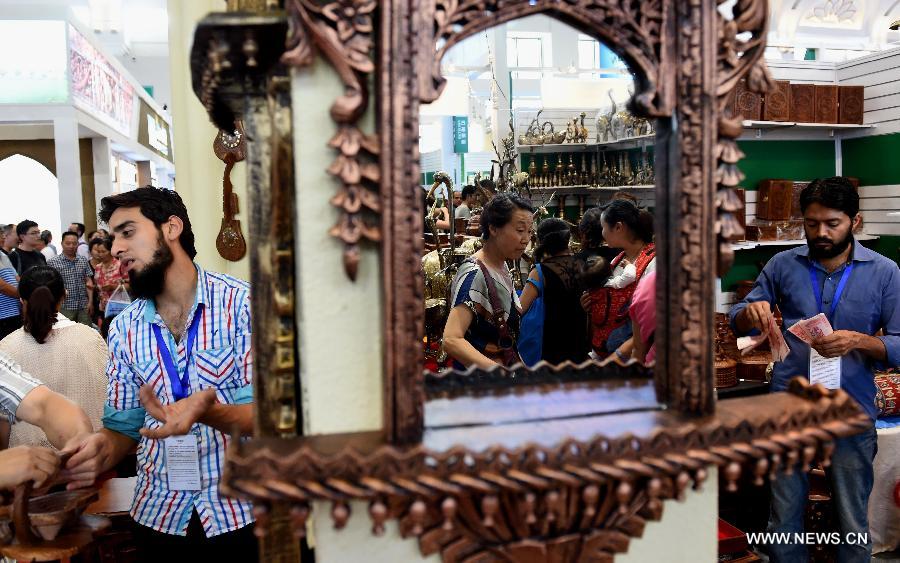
[[443, 194, 533, 370], [519, 218, 589, 365], [583, 199, 656, 359]]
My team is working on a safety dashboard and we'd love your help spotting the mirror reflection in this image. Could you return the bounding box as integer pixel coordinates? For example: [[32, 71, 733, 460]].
[[421, 16, 657, 373]]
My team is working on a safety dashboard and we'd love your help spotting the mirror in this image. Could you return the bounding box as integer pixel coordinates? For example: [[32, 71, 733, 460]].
[[420, 16, 659, 382]]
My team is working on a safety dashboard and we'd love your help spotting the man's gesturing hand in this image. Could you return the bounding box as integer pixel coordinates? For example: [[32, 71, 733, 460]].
[[139, 385, 217, 439]]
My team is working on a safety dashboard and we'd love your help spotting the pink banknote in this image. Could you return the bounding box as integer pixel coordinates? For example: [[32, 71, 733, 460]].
[[787, 313, 833, 345]]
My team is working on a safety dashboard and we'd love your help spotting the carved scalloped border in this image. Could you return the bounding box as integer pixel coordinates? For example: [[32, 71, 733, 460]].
[[224, 380, 869, 561], [282, 0, 381, 281]]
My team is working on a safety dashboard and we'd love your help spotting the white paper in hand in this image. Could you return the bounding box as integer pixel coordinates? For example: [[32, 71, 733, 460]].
[[809, 348, 841, 389]]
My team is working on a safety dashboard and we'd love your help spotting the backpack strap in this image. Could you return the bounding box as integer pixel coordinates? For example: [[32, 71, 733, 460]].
[[475, 259, 518, 366]]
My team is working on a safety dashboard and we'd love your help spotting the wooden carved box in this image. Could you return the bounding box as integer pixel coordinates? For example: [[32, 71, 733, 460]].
[[790, 83, 816, 123], [815, 85, 839, 124], [187, 1, 870, 561], [756, 179, 794, 222], [763, 80, 791, 122], [839, 86, 865, 125]]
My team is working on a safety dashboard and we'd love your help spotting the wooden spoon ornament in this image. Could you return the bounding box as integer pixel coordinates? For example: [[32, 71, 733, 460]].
[[214, 122, 247, 261]]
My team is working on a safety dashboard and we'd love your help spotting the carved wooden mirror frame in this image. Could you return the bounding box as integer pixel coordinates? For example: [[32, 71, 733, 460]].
[[190, 1, 871, 560]]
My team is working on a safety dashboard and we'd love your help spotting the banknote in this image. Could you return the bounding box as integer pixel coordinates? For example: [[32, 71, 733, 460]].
[[768, 315, 790, 362], [787, 313, 833, 345]]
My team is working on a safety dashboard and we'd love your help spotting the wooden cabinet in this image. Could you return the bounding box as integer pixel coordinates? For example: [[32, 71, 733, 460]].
[[757, 179, 794, 221]]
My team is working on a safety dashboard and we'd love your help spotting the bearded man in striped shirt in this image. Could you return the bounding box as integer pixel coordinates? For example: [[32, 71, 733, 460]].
[[64, 187, 258, 561]]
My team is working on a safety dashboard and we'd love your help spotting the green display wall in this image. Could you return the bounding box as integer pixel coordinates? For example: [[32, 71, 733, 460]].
[[736, 140, 835, 189], [841, 132, 900, 186]]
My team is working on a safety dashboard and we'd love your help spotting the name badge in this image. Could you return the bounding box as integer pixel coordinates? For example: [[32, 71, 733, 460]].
[[164, 435, 202, 491], [809, 348, 841, 390]]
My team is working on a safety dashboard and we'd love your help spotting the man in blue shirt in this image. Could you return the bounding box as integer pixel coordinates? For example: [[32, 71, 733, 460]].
[[731, 177, 900, 563]]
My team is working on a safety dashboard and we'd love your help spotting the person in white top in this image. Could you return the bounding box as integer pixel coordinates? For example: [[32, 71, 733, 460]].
[[0, 265, 106, 449], [40, 230, 58, 259], [69, 222, 91, 260]]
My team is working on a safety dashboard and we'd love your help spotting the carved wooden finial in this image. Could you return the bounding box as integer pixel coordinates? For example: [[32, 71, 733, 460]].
[[545, 490, 560, 523], [523, 492, 537, 525], [441, 497, 457, 531], [583, 485, 600, 517], [675, 472, 691, 500], [409, 499, 427, 536], [753, 458, 769, 487], [693, 467, 707, 491], [481, 495, 499, 528], [369, 500, 388, 536], [290, 503, 310, 538], [251, 504, 270, 537], [725, 462, 741, 492], [331, 501, 350, 529], [616, 481, 633, 514], [768, 453, 781, 481]]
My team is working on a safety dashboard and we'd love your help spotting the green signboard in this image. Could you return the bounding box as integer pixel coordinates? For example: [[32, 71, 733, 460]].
[[452, 116, 468, 153]]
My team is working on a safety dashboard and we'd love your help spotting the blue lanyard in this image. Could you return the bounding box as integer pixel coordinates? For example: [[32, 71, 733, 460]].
[[808, 261, 853, 321], [152, 304, 204, 401]]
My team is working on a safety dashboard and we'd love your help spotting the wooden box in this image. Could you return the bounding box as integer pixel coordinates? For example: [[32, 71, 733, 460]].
[[756, 179, 794, 221], [791, 181, 809, 219], [815, 85, 839, 124], [763, 80, 792, 122], [839, 85, 865, 124], [733, 78, 762, 121], [790, 83, 816, 123]]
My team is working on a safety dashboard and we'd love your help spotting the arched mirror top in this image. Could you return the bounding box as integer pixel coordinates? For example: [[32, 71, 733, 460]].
[[420, 1, 675, 118]]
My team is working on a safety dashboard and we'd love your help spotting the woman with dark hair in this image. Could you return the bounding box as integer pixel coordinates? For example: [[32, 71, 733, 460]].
[[0, 266, 106, 448], [91, 237, 129, 337], [583, 199, 656, 358], [444, 193, 533, 369], [519, 218, 589, 364]]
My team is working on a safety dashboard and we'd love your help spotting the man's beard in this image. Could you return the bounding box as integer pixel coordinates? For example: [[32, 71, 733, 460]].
[[129, 234, 174, 299], [807, 230, 853, 260]]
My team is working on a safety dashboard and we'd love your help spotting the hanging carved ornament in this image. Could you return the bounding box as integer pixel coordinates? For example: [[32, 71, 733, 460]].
[[281, 0, 381, 281], [214, 122, 248, 262], [715, 0, 775, 276]]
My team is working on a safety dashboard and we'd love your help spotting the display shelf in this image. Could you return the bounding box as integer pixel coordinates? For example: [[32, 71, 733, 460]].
[[740, 120, 874, 140], [517, 134, 655, 153], [529, 184, 654, 195], [731, 233, 879, 251]]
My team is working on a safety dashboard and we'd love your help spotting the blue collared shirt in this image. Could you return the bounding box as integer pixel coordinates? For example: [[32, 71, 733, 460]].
[[730, 239, 900, 419]]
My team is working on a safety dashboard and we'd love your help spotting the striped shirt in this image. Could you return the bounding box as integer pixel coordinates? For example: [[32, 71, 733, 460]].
[[0, 264, 19, 320], [0, 351, 42, 423], [103, 265, 254, 537]]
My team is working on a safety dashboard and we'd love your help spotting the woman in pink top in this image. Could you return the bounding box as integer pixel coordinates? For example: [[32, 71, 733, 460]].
[[629, 269, 656, 364]]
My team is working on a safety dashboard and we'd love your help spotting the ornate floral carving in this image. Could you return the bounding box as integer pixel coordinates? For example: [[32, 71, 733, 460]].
[[223, 380, 869, 560], [423, 0, 673, 117], [282, 0, 381, 280]]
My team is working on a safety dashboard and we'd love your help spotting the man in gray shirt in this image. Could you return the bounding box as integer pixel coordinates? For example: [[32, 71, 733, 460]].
[[0, 353, 93, 490]]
